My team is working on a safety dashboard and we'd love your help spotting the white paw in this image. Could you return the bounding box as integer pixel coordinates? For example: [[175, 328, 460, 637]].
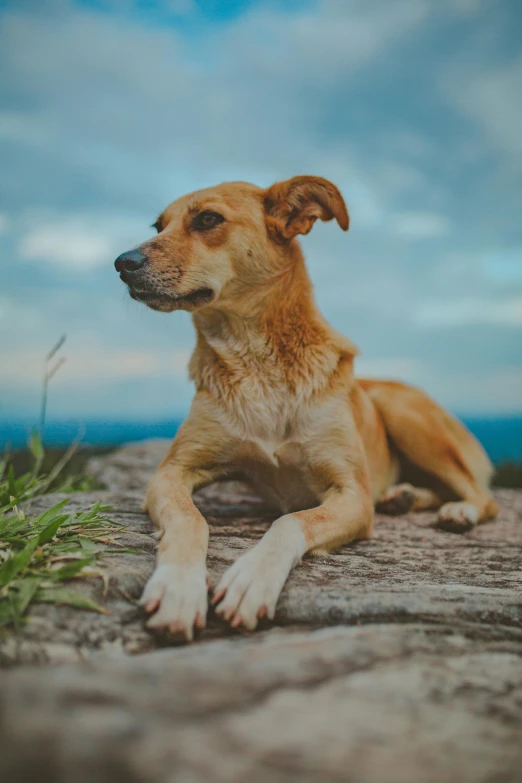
[[436, 502, 478, 533], [213, 516, 306, 631], [140, 563, 208, 641]]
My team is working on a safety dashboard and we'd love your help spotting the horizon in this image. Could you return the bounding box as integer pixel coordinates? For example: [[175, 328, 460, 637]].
[[2, 412, 522, 464]]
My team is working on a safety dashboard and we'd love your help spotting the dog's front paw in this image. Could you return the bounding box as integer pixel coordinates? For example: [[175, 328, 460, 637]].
[[212, 550, 281, 630], [213, 519, 304, 631], [140, 563, 208, 641]]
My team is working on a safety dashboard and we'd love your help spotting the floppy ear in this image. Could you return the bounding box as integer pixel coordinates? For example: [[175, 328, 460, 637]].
[[264, 175, 349, 240]]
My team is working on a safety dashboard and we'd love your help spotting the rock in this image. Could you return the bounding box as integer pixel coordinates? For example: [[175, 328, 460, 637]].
[[1, 440, 521, 782], [87, 439, 171, 492], [2, 625, 522, 783]]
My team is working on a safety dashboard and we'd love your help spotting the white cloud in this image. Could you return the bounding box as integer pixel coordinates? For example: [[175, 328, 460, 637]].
[[2, 345, 190, 387], [0, 0, 431, 173], [356, 360, 522, 415], [414, 297, 522, 328], [392, 211, 451, 239], [481, 251, 522, 284], [19, 224, 114, 270], [317, 274, 412, 317], [355, 356, 427, 383], [0, 296, 43, 329], [443, 57, 522, 157], [426, 366, 522, 415], [258, 0, 430, 84], [17, 212, 149, 271]]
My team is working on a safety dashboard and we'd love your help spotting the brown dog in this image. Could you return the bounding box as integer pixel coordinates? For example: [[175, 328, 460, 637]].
[[115, 176, 498, 640]]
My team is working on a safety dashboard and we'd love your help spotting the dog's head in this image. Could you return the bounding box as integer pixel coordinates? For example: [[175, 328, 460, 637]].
[[114, 176, 349, 312]]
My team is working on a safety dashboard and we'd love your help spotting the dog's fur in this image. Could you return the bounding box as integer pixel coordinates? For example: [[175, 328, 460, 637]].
[[115, 176, 498, 640]]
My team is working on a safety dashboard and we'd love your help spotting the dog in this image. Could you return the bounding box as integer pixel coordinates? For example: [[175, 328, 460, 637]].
[[115, 175, 498, 640]]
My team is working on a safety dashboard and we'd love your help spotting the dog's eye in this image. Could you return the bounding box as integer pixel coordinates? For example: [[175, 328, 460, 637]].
[[192, 210, 225, 231], [151, 219, 162, 233]]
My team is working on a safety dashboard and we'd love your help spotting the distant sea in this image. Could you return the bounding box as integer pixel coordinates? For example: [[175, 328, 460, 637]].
[[1, 416, 521, 464]]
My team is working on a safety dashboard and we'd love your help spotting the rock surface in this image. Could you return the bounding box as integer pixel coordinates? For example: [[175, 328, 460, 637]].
[[1, 440, 521, 782]]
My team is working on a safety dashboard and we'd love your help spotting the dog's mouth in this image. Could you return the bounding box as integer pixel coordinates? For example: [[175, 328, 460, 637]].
[[128, 286, 215, 312]]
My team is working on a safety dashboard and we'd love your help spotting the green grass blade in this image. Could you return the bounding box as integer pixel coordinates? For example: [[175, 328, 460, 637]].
[[10, 577, 42, 618], [35, 499, 70, 527], [78, 536, 98, 553], [29, 430, 45, 461], [51, 557, 94, 581], [7, 464, 17, 498], [37, 514, 70, 545], [35, 587, 109, 614], [0, 536, 39, 587], [0, 601, 16, 628]]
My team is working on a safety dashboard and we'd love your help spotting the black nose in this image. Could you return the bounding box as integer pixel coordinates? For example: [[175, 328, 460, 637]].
[[114, 249, 147, 274]]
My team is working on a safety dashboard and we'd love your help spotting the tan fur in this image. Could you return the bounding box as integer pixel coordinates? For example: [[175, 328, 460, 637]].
[[116, 175, 498, 639]]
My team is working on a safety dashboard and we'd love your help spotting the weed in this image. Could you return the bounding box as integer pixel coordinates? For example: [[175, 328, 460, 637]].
[[0, 337, 124, 629]]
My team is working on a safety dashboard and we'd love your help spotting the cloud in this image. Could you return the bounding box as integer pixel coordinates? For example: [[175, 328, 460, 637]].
[[481, 251, 522, 284], [17, 212, 151, 270], [443, 56, 522, 158], [1, 0, 521, 421], [392, 211, 451, 240], [19, 223, 114, 270], [164, 0, 195, 14], [449, 0, 484, 14], [0, 0, 432, 182], [0, 296, 43, 329], [3, 345, 191, 387], [414, 297, 522, 328], [428, 366, 522, 415], [355, 356, 427, 383], [241, 0, 431, 85]]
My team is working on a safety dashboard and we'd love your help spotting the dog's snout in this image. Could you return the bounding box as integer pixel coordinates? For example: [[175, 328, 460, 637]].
[[114, 249, 147, 275]]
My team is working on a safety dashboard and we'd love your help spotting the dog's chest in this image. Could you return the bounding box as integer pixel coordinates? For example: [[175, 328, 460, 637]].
[[225, 355, 318, 439], [207, 342, 325, 510], [239, 437, 319, 513], [222, 385, 319, 510]]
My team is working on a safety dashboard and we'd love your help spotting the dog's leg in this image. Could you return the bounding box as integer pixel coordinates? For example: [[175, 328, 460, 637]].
[[376, 483, 442, 515], [361, 380, 498, 533], [141, 397, 237, 640], [141, 462, 212, 641], [213, 485, 373, 630]]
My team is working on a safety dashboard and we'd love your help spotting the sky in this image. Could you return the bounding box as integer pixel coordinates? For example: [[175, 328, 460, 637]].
[[1, 0, 521, 424]]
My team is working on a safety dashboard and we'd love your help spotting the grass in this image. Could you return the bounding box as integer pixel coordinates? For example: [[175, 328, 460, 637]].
[[0, 337, 124, 630], [6, 445, 112, 494]]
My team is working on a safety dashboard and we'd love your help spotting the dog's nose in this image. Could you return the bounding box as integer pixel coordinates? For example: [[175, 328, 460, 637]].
[[114, 249, 147, 274]]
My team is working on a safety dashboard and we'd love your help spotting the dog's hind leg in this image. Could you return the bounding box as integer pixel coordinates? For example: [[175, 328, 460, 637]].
[[376, 483, 442, 516], [360, 379, 498, 532]]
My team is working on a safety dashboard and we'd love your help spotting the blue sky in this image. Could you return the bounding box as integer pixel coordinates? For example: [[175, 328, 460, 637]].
[[1, 0, 521, 423]]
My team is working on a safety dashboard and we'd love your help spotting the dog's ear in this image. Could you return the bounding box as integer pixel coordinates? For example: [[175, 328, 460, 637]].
[[264, 176, 349, 240]]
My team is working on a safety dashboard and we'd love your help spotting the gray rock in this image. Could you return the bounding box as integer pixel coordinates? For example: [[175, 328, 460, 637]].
[[87, 439, 171, 492], [1, 440, 521, 782]]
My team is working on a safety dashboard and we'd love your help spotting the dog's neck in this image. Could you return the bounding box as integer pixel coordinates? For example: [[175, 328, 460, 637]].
[[190, 246, 357, 397], [193, 251, 326, 360]]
